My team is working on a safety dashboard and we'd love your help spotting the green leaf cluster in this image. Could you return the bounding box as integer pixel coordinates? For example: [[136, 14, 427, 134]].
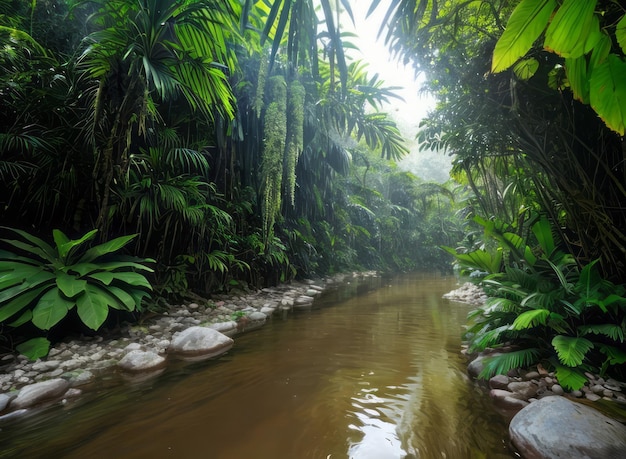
[[458, 216, 626, 389], [0, 227, 153, 359], [492, 0, 626, 134]]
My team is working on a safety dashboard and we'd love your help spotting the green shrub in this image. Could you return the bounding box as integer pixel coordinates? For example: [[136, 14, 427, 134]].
[[0, 227, 153, 359], [450, 217, 626, 389]]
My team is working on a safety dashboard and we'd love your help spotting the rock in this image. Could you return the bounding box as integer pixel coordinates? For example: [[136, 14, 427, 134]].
[[10, 379, 70, 410], [31, 360, 61, 372], [510, 396, 626, 459], [294, 295, 315, 308], [523, 371, 540, 380], [467, 353, 501, 379], [508, 381, 538, 400], [0, 393, 12, 412], [118, 350, 166, 372], [168, 326, 234, 360], [64, 370, 95, 387], [585, 393, 601, 402], [489, 374, 510, 389], [208, 321, 238, 337], [550, 384, 564, 396]]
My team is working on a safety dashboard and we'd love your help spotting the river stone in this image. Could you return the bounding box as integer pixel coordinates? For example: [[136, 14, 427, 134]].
[[510, 396, 626, 459], [489, 374, 510, 389], [10, 378, 69, 410], [208, 321, 237, 337], [0, 393, 12, 412], [118, 350, 166, 372], [294, 295, 315, 308], [168, 326, 234, 360], [508, 381, 538, 399]]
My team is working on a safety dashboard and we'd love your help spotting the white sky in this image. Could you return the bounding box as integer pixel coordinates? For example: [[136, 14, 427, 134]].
[[342, 3, 452, 182]]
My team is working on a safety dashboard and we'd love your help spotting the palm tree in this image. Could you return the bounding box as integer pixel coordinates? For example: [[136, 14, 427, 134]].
[[77, 0, 240, 231]]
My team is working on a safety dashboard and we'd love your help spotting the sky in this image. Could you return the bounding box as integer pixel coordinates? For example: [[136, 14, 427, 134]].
[[342, 3, 452, 183]]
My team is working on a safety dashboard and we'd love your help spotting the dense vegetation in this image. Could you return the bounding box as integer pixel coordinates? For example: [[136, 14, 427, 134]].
[[1, 0, 625, 386], [0, 0, 461, 356], [376, 0, 626, 387]]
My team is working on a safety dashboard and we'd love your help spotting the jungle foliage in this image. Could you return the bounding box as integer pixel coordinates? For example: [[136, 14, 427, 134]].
[[375, 0, 626, 381], [0, 0, 458, 356]]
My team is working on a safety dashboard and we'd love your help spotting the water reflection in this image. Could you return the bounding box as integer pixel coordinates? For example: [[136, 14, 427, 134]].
[[0, 273, 515, 458]]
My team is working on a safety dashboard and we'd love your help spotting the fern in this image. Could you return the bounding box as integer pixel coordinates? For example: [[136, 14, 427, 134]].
[[552, 335, 594, 367], [478, 348, 541, 379]]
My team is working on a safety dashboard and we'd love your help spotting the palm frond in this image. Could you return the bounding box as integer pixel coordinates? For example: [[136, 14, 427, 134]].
[[478, 348, 541, 379]]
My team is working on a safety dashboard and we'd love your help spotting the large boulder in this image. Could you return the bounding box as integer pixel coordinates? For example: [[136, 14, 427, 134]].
[[510, 396, 626, 458], [10, 378, 69, 410], [168, 326, 234, 361]]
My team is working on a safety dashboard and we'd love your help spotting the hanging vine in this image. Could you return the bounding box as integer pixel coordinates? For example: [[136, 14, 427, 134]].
[[253, 46, 269, 119], [284, 79, 305, 206], [261, 75, 287, 245]]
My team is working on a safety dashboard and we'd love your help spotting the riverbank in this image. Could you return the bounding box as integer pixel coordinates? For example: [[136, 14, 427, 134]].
[[445, 281, 626, 458], [0, 272, 377, 421]]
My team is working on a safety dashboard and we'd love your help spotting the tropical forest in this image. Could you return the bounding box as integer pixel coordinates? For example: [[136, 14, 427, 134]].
[[1, 0, 626, 455]]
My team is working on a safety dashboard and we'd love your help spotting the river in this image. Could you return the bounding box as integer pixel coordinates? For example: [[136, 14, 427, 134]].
[[0, 273, 516, 458]]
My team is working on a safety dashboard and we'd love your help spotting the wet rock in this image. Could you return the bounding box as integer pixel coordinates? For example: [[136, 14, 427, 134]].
[[489, 374, 510, 389], [294, 295, 315, 308], [550, 384, 564, 396], [64, 369, 95, 387], [208, 321, 237, 337], [31, 360, 61, 372], [168, 326, 234, 360], [118, 350, 166, 372], [585, 393, 601, 402], [0, 393, 12, 412], [523, 371, 540, 380], [10, 379, 69, 410], [508, 381, 538, 399], [0, 409, 28, 422], [510, 396, 626, 459]]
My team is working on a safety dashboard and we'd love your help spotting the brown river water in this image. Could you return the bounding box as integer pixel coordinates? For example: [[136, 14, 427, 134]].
[[0, 273, 517, 458]]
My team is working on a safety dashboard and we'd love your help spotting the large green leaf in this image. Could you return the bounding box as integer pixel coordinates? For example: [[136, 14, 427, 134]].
[[16, 337, 51, 361], [0, 285, 49, 322], [114, 271, 153, 290], [31, 288, 74, 330], [492, 0, 556, 72], [565, 56, 589, 104], [552, 335, 593, 367], [107, 286, 140, 311], [617, 15, 626, 54], [531, 216, 555, 257], [544, 0, 597, 58], [0, 270, 55, 303], [75, 286, 110, 330], [79, 234, 138, 263], [589, 55, 626, 135], [53, 229, 98, 261], [56, 272, 87, 298], [0, 227, 56, 261]]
